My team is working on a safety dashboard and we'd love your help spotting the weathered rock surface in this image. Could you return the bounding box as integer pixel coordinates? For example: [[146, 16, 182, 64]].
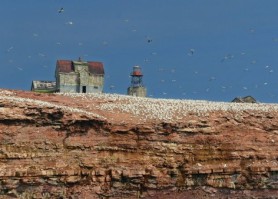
[[0, 89, 278, 198]]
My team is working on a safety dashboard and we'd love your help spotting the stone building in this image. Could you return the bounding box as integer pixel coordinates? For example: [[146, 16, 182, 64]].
[[55, 58, 104, 93], [127, 66, 147, 97]]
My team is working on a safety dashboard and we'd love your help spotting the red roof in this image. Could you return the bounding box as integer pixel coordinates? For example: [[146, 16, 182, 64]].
[[56, 60, 74, 73], [88, 61, 104, 75], [132, 71, 143, 76], [56, 60, 104, 75]]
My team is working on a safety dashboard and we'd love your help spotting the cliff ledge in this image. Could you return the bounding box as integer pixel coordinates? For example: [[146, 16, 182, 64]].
[[0, 89, 278, 198]]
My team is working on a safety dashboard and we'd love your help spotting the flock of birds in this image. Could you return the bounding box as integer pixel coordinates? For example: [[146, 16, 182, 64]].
[[3, 5, 278, 102], [56, 92, 278, 123], [3, 83, 277, 128], [2, 89, 278, 123]]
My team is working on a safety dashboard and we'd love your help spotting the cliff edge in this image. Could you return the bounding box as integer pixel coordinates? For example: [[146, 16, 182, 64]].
[[0, 89, 278, 198]]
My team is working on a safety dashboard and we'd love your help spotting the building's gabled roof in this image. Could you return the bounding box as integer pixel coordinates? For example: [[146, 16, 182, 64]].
[[232, 95, 257, 103], [56, 60, 74, 73], [87, 61, 104, 75], [232, 97, 244, 103], [56, 59, 104, 75]]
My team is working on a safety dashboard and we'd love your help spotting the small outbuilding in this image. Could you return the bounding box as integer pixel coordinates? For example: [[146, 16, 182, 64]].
[[31, 80, 57, 93], [232, 96, 257, 103]]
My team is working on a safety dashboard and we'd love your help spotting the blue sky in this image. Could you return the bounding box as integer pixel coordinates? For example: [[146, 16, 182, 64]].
[[1, 1, 278, 102]]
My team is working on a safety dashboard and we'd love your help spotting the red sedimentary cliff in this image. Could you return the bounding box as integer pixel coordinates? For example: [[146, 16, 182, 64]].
[[0, 89, 278, 198]]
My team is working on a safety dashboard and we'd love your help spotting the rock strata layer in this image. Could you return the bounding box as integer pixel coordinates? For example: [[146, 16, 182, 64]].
[[0, 89, 278, 198]]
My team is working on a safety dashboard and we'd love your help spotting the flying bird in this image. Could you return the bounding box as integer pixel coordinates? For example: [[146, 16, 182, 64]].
[[249, 28, 255, 33], [58, 8, 64, 13], [221, 54, 234, 62], [16, 67, 23, 71], [109, 85, 115, 90], [145, 36, 152, 43], [6, 46, 14, 52], [66, 21, 74, 25], [209, 76, 216, 81], [187, 48, 195, 56], [38, 53, 46, 57]]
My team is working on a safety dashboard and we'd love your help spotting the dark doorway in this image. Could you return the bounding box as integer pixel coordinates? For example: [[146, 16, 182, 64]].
[[82, 86, 86, 93]]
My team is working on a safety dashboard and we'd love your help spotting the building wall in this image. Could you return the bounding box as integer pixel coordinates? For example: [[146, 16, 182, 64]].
[[56, 66, 104, 93], [78, 85, 103, 93], [59, 85, 80, 93], [77, 69, 104, 93], [60, 73, 79, 85], [88, 75, 104, 86], [56, 73, 79, 93], [127, 87, 147, 97]]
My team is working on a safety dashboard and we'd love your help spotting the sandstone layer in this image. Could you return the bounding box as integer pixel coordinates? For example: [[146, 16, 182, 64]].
[[0, 89, 278, 198]]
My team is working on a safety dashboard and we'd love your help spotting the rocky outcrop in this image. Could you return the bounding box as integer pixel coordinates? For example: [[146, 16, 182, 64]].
[[0, 89, 278, 198]]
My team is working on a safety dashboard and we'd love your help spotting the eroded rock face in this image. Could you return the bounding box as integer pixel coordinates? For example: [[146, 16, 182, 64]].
[[0, 89, 278, 198]]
